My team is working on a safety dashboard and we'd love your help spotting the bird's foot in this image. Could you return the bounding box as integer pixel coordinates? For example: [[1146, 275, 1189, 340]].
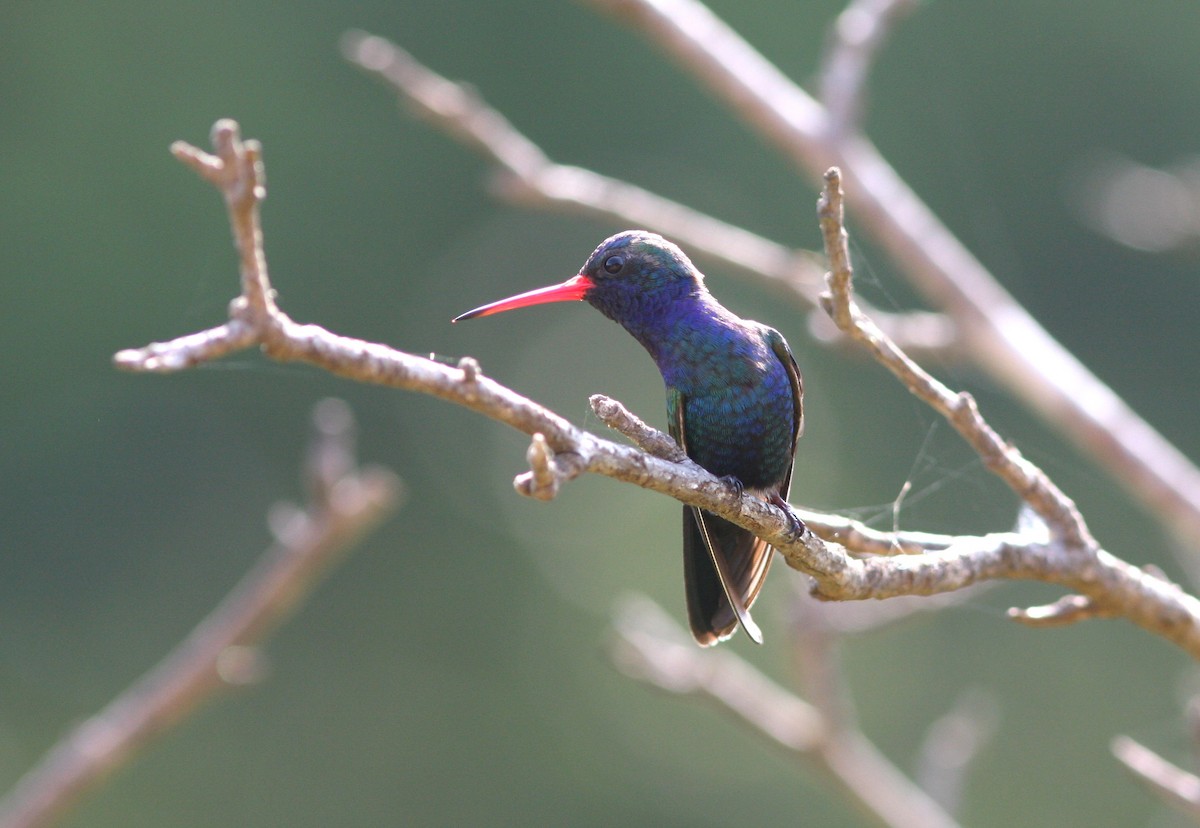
[[768, 491, 807, 542], [718, 475, 745, 497]]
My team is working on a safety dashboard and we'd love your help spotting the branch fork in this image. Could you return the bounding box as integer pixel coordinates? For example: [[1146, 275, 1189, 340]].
[[113, 122, 1200, 664]]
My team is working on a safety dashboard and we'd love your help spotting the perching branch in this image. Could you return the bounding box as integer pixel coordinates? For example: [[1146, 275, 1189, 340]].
[[112, 120, 1200, 663], [582, 0, 1200, 561], [342, 4, 1200, 606], [0, 399, 401, 828]]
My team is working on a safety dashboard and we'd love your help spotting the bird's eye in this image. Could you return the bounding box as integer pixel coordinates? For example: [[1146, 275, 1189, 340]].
[[603, 255, 625, 275]]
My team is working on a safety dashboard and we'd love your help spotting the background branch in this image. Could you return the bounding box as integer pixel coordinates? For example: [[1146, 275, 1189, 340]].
[[612, 595, 962, 828], [1112, 736, 1200, 820], [818, 0, 920, 138], [0, 400, 401, 828]]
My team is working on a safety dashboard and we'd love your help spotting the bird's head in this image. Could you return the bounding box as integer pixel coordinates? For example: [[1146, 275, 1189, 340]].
[[452, 231, 704, 326], [577, 231, 703, 324]]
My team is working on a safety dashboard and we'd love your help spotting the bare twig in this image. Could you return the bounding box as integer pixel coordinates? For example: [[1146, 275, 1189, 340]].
[[612, 595, 962, 828], [1006, 593, 1114, 627], [338, 31, 818, 296], [114, 121, 1200, 660], [818, 167, 1091, 550], [1112, 736, 1200, 819], [584, 0, 1200, 565], [589, 393, 692, 464], [0, 399, 401, 828], [812, 166, 1200, 650]]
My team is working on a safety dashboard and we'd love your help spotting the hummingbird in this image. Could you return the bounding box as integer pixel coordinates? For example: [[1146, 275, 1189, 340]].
[[454, 231, 803, 645]]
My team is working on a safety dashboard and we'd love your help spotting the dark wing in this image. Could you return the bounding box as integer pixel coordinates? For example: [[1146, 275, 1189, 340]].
[[766, 326, 804, 501], [670, 389, 765, 646]]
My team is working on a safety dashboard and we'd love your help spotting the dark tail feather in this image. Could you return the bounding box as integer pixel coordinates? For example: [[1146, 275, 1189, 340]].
[[682, 506, 774, 646]]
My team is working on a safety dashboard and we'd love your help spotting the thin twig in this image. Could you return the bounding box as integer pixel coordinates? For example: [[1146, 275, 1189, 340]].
[[1006, 593, 1113, 627], [817, 167, 1091, 550], [813, 166, 1200, 651], [113, 121, 1200, 659], [338, 30, 816, 295], [0, 400, 401, 828], [588, 393, 692, 464]]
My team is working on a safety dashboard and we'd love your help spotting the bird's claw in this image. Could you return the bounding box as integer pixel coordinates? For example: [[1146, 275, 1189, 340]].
[[768, 492, 807, 542], [719, 475, 745, 497]]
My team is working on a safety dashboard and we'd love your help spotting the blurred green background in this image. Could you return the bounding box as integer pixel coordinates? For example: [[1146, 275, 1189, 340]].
[[4, 1, 1200, 825]]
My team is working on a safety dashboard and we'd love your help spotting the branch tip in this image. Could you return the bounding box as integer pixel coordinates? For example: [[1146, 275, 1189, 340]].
[[589, 394, 685, 461], [1007, 594, 1109, 627], [340, 30, 389, 70], [515, 433, 561, 501], [170, 140, 221, 179], [210, 118, 241, 158]]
